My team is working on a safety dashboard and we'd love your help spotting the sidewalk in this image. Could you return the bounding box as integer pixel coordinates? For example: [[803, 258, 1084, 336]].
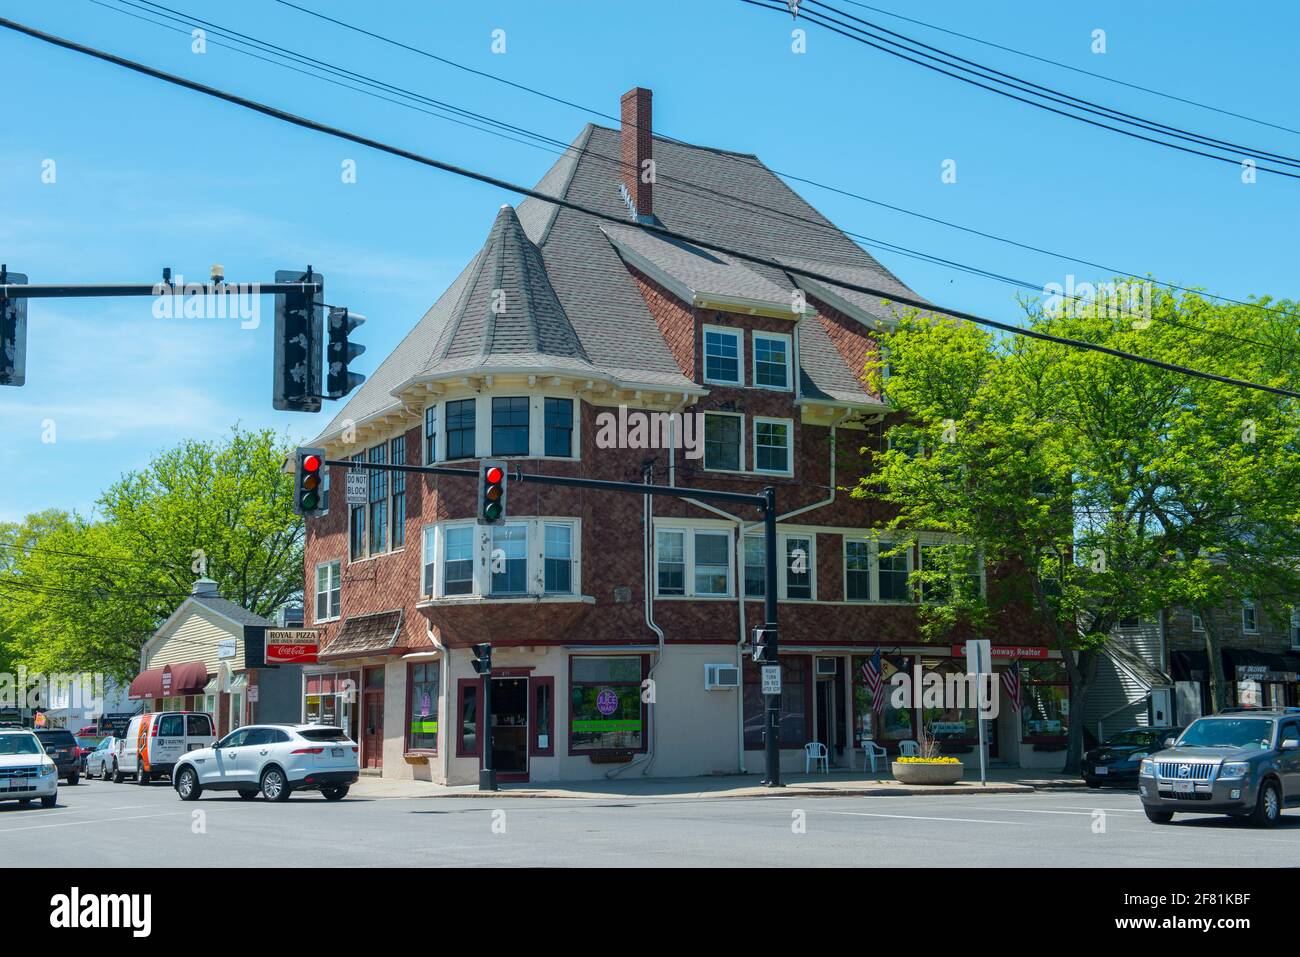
[[349, 766, 1089, 801]]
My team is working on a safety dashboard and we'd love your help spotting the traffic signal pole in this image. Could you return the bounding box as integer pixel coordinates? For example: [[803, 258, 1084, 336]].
[[324, 458, 785, 787]]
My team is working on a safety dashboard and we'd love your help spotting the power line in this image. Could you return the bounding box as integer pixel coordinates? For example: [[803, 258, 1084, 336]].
[[259, 0, 1300, 327], [0, 539, 192, 571], [803, 0, 1300, 168], [3, 15, 1295, 400], [89, 0, 1299, 360], [743, 0, 1300, 180], [833, 0, 1300, 139]]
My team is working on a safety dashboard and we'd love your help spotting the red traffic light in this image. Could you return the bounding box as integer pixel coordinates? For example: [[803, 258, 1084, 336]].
[[485, 466, 504, 484], [302, 454, 322, 473]]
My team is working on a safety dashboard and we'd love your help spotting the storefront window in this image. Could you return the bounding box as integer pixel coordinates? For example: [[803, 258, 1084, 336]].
[[920, 658, 978, 743], [1021, 660, 1068, 740], [742, 656, 808, 749], [458, 683, 478, 757], [407, 662, 439, 752], [852, 654, 914, 743], [570, 656, 645, 753]]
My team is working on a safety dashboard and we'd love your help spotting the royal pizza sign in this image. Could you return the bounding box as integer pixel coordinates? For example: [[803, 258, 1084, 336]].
[[264, 628, 321, 664]]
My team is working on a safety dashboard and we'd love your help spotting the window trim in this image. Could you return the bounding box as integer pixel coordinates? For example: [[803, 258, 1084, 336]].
[[314, 559, 341, 623], [455, 678, 482, 759], [566, 654, 650, 756], [1242, 599, 1259, 635], [429, 393, 581, 462], [443, 397, 478, 462], [752, 416, 794, 476], [404, 660, 440, 756], [779, 532, 815, 601], [490, 395, 532, 458], [420, 518, 582, 601], [702, 324, 743, 386], [752, 331, 793, 392], [653, 522, 735, 599]]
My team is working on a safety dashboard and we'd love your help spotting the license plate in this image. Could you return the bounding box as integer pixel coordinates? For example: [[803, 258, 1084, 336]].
[[1095, 766, 1109, 776], [8, 777, 27, 789], [1174, 780, 1195, 793], [331, 748, 344, 757]]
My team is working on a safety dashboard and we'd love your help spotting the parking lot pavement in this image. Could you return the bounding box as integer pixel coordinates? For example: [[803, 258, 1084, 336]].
[[5, 776, 1300, 868]]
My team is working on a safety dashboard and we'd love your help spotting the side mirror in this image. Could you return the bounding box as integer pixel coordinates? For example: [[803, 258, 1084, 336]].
[[1163, 737, 1176, 748], [1282, 738, 1300, 751]]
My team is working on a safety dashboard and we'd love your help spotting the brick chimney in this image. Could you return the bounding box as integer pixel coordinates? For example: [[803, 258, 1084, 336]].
[[620, 87, 653, 222]]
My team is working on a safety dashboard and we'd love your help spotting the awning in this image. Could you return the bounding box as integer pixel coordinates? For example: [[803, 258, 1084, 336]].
[[128, 661, 210, 700], [1171, 648, 1297, 684], [319, 609, 403, 660]]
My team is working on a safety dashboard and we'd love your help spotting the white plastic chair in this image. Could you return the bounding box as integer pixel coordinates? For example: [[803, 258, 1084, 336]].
[[804, 741, 829, 773], [861, 740, 888, 774], [899, 739, 920, 757]]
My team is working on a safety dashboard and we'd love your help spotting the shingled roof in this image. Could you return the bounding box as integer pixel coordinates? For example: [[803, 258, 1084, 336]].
[[313, 112, 926, 443]]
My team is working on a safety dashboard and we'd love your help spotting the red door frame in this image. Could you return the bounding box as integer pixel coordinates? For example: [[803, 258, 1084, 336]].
[[362, 667, 384, 770]]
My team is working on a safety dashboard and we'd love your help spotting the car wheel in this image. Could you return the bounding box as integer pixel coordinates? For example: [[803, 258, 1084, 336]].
[[1249, 780, 1282, 828], [1143, 806, 1174, 824], [40, 795, 56, 808], [136, 769, 151, 786], [237, 789, 258, 800], [66, 772, 79, 786], [322, 785, 349, 801], [175, 767, 202, 801], [111, 761, 124, 784], [1085, 777, 1101, 789], [100, 762, 111, 782], [260, 767, 292, 802]]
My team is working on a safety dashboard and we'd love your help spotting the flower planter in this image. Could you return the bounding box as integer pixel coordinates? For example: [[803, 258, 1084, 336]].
[[891, 760, 964, 785]]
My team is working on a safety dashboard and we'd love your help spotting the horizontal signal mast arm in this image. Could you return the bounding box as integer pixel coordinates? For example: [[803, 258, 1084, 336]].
[[322, 459, 770, 508], [0, 281, 323, 299]]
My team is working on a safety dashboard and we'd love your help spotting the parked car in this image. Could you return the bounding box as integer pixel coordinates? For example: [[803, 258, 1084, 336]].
[[76, 735, 105, 774], [34, 728, 82, 785], [1082, 726, 1181, 788], [0, 729, 59, 808], [117, 712, 215, 784], [86, 736, 120, 781], [173, 724, 359, 802], [1139, 710, 1300, 827]]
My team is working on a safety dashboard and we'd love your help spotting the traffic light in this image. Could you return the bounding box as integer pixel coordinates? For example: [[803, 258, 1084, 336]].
[[293, 447, 328, 517], [471, 643, 492, 675], [0, 268, 28, 387], [273, 268, 323, 413], [751, 627, 778, 664], [326, 306, 366, 399], [478, 460, 508, 525]]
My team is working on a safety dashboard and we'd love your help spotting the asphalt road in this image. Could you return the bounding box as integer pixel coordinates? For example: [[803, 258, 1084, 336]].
[[6, 776, 1300, 867]]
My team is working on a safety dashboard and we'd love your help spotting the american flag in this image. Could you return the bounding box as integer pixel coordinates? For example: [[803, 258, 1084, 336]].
[[861, 650, 885, 714], [1002, 659, 1021, 712]]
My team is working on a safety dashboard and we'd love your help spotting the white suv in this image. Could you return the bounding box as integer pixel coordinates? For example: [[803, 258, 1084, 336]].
[[0, 729, 59, 808], [172, 724, 359, 802]]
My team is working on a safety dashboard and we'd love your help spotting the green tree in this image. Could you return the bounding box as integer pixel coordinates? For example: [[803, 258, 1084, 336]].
[[0, 427, 304, 682], [859, 287, 1300, 771]]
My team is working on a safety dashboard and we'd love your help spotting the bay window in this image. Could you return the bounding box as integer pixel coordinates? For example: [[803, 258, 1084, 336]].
[[421, 519, 581, 600], [490, 523, 528, 595], [543, 523, 574, 594]]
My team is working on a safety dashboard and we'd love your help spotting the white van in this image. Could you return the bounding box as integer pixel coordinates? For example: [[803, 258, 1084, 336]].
[[115, 712, 215, 784]]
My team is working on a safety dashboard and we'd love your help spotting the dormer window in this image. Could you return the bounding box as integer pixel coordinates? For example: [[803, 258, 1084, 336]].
[[703, 326, 742, 385]]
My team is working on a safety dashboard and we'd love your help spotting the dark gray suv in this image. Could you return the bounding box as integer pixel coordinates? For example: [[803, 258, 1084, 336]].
[[1138, 710, 1300, 827]]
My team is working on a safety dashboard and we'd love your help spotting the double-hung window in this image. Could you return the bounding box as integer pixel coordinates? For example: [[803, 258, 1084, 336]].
[[754, 418, 792, 474], [744, 535, 765, 598], [390, 435, 406, 548], [368, 443, 388, 555], [1242, 599, 1259, 634], [424, 405, 437, 464], [490, 523, 528, 595], [703, 326, 742, 385], [783, 535, 813, 600], [704, 412, 742, 471], [877, 540, 911, 602], [445, 398, 476, 460], [544, 398, 574, 458], [655, 527, 732, 597], [491, 397, 530, 457], [845, 540, 871, 602], [753, 332, 791, 390], [544, 523, 574, 594], [314, 560, 341, 622], [443, 525, 475, 596]]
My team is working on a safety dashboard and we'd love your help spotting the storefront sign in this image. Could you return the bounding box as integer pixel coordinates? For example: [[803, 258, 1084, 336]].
[[265, 628, 320, 664], [160, 666, 173, 696], [950, 644, 1050, 660], [217, 637, 237, 659], [595, 688, 619, 716]]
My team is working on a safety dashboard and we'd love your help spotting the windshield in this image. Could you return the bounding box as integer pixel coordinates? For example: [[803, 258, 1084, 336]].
[[1178, 718, 1273, 750], [1106, 730, 1164, 747], [297, 727, 350, 743], [0, 734, 42, 756]]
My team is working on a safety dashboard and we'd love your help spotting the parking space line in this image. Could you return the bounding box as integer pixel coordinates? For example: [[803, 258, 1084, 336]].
[[0, 809, 196, 834], [820, 809, 1024, 825]]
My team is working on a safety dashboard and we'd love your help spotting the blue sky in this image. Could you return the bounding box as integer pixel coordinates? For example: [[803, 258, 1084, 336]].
[[2, 0, 1297, 522]]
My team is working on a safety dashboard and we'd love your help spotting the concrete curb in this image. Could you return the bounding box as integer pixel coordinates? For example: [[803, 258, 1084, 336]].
[[349, 782, 1040, 801]]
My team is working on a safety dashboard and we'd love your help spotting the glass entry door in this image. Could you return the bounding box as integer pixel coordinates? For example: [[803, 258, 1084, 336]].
[[490, 678, 529, 777]]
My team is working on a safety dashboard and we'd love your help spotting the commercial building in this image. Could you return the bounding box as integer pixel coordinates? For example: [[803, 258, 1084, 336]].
[[301, 87, 1059, 784]]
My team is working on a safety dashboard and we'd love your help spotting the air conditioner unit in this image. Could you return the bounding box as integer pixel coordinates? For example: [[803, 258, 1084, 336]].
[[704, 664, 741, 690], [815, 656, 838, 676]]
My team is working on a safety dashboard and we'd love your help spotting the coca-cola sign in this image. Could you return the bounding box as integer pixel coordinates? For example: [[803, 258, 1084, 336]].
[[265, 629, 320, 664]]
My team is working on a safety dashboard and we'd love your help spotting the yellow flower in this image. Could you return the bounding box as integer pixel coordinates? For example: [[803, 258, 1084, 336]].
[[895, 756, 961, 765]]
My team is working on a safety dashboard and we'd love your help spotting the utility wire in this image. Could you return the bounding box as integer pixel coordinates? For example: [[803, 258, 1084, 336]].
[[260, 0, 1300, 325], [833, 0, 1300, 139], [743, 0, 1300, 180], [2, 15, 1295, 399], [89, 0, 1299, 359]]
